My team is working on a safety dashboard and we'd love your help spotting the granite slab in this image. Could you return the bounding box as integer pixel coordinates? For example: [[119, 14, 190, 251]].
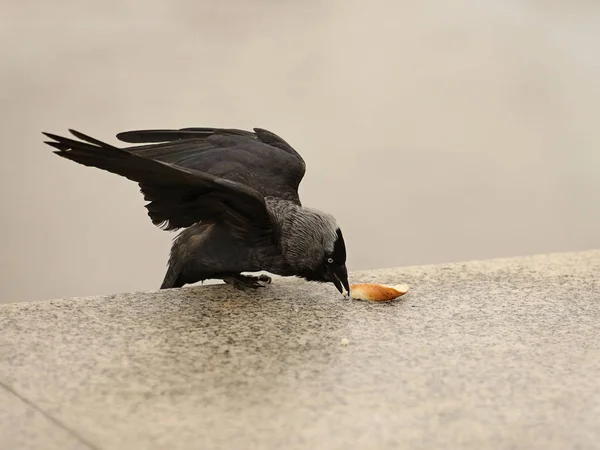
[[1, 250, 599, 449], [0, 384, 91, 450]]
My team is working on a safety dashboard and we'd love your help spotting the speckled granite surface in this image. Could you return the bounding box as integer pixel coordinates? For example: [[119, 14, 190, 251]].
[[0, 386, 88, 450], [1, 250, 599, 450]]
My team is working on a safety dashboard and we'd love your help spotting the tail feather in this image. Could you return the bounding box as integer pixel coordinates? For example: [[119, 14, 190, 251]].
[[160, 265, 185, 289]]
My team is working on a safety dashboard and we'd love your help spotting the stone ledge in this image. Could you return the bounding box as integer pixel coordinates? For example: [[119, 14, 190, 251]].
[[1, 250, 599, 450]]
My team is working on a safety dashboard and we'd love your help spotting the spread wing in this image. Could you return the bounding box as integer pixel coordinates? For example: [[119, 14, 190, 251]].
[[115, 127, 307, 204], [42, 129, 277, 246]]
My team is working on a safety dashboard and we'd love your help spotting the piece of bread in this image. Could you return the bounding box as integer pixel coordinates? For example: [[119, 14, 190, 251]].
[[350, 283, 409, 301]]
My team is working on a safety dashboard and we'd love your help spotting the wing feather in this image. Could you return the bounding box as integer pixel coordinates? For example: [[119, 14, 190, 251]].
[[43, 130, 275, 245], [115, 127, 306, 203]]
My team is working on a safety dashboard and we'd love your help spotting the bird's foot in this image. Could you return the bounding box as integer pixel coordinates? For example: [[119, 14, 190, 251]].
[[223, 274, 272, 290]]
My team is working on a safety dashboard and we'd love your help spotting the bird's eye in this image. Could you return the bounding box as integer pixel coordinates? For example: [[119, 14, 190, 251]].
[[327, 257, 334, 264]]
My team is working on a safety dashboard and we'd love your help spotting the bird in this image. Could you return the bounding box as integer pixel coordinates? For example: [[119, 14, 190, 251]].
[[42, 126, 350, 297]]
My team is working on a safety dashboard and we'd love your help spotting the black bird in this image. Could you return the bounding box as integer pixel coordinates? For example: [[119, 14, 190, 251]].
[[43, 127, 350, 296]]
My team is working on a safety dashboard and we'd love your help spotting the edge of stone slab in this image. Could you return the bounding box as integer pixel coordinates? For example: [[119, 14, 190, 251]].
[[2, 248, 598, 308]]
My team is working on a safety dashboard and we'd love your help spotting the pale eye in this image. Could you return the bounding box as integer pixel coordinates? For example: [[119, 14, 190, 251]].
[[327, 258, 334, 264]]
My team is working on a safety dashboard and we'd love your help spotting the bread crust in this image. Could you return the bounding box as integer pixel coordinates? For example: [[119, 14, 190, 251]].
[[350, 283, 409, 301]]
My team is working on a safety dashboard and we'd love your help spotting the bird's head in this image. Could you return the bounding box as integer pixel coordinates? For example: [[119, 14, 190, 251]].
[[282, 208, 350, 297]]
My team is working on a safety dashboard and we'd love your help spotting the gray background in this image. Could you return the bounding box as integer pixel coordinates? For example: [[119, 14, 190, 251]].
[[1, 0, 599, 303]]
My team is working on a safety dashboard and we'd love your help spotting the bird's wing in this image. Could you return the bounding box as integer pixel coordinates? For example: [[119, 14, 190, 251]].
[[115, 127, 306, 204], [43, 130, 276, 246]]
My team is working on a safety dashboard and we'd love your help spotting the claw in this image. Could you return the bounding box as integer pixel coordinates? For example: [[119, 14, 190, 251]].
[[223, 274, 272, 290], [257, 274, 272, 285]]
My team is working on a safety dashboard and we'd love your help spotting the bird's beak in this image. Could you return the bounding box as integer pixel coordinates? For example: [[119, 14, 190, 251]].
[[328, 264, 350, 298]]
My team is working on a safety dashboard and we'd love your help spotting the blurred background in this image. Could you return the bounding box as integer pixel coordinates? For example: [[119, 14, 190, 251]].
[[1, 0, 599, 303]]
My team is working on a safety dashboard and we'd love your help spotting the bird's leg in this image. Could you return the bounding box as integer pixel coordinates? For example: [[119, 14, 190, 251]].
[[222, 274, 272, 290]]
